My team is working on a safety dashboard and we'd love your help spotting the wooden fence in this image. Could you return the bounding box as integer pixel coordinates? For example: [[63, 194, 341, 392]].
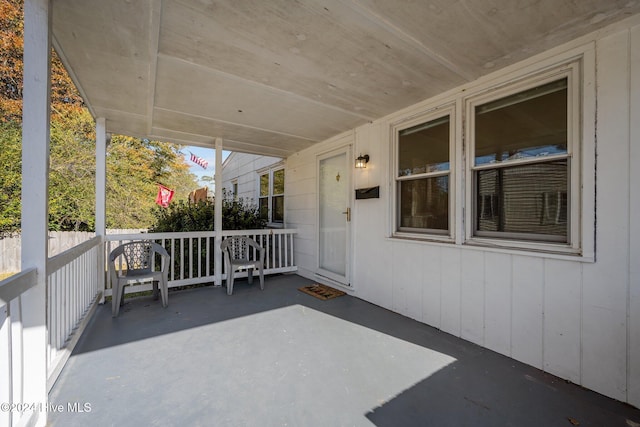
[[0, 230, 146, 274]]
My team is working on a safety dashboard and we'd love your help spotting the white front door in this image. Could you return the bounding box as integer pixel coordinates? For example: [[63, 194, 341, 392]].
[[317, 148, 351, 285]]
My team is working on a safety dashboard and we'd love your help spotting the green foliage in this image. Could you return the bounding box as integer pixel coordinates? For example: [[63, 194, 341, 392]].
[[0, 121, 21, 236], [150, 192, 266, 232], [106, 136, 198, 229], [221, 195, 266, 231], [0, 0, 201, 232], [48, 108, 96, 231]]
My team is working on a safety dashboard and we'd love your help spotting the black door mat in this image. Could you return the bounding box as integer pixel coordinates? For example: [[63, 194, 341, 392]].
[[298, 284, 346, 300]]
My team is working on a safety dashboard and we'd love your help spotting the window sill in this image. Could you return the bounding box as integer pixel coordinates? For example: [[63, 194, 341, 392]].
[[386, 235, 594, 263], [464, 237, 593, 262], [391, 232, 455, 245]]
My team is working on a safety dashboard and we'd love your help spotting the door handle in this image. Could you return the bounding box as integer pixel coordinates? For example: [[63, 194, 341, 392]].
[[342, 207, 351, 222]]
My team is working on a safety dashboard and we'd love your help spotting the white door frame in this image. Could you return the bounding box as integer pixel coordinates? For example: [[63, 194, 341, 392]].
[[315, 144, 353, 287]]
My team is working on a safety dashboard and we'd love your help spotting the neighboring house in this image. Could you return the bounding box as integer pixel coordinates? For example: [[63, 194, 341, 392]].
[[222, 19, 640, 407], [221, 152, 285, 227], [188, 187, 210, 204]]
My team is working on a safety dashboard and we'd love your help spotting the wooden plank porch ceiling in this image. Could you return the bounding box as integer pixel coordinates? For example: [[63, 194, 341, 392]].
[[51, 0, 640, 157]]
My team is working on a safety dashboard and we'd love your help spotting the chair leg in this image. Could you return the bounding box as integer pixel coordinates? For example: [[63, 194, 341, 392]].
[[160, 278, 168, 308], [258, 265, 264, 290], [112, 282, 122, 317], [227, 270, 234, 295], [247, 268, 254, 285]]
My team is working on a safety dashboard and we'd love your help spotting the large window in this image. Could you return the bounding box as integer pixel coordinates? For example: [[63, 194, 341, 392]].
[[470, 77, 571, 243], [258, 168, 285, 224], [395, 112, 452, 236], [391, 58, 587, 255]]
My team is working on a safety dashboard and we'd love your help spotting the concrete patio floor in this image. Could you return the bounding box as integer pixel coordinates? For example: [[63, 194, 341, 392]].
[[48, 274, 640, 427]]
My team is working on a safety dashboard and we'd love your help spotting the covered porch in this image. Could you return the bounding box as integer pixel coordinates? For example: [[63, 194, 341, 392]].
[[3, 0, 640, 426], [48, 274, 640, 426]]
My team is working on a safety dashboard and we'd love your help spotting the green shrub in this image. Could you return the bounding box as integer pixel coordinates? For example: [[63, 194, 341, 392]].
[[150, 191, 266, 232]]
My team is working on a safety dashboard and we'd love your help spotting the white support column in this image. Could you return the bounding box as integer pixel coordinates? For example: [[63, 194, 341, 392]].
[[21, 0, 51, 425], [96, 118, 107, 303], [214, 138, 223, 287]]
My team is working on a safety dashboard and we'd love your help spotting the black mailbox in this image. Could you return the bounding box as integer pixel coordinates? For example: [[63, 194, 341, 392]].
[[355, 186, 379, 200]]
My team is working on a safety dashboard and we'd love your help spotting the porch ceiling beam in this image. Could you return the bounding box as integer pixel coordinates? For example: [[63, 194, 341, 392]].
[[211, 139, 297, 158], [153, 106, 320, 143], [148, 132, 295, 158], [149, 125, 308, 157]]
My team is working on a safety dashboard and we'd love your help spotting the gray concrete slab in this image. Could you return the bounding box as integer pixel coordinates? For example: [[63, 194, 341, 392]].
[[48, 274, 640, 427]]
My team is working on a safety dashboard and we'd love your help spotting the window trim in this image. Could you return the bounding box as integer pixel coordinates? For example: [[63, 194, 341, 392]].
[[231, 179, 238, 201], [464, 61, 582, 254], [257, 166, 285, 225], [391, 104, 456, 242], [386, 47, 595, 260]]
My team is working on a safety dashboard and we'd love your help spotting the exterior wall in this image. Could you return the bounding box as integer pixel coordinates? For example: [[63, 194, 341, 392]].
[[285, 17, 640, 407], [221, 152, 283, 202]]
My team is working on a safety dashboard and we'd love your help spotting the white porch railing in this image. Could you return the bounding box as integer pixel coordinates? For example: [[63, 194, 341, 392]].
[[0, 268, 38, 427], [0, 235, 101, 426], [104, 229, 297, 296], [46, 236, 102, 390]]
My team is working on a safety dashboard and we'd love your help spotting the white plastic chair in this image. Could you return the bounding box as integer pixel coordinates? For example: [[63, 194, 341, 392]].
[[220, 236, 265, 295], [109, 241, 170, 317]]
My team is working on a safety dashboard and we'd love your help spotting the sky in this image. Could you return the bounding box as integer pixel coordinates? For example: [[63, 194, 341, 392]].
[[182, 146, 230, 187]]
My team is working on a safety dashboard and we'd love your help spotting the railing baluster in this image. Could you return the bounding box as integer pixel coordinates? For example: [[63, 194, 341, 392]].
[[60, 266, 66, 350], [285, 232, 290, 267], [171, 239, 175, 282], [198, 238, 202, 278], [206, 236, 211, 277], [290, 233, 294, 266], [188, 237, 193, 279], [271, 233, 276, 269]]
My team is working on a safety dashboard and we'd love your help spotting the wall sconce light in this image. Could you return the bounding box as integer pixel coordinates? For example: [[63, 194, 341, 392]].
[[355, 154, 369, 169]]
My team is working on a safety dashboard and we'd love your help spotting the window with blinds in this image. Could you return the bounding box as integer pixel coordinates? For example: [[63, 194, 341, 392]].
[[472, 78, 570, 242]]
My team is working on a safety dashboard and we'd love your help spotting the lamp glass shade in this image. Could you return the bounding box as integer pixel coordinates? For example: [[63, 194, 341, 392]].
[[355, 154, 369, 168]]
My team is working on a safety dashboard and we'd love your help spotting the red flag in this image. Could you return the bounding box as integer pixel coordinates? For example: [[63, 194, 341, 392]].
[[155, 184, 174, 208], [189, 152, 209, 169]]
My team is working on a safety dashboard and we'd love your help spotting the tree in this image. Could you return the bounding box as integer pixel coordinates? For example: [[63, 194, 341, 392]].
[[0, 120, 21, 236], [0, 0, 200, 233], [48, 108, 96, 231], [1, 0, 83, 123], [106, 136, 197, 229]]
